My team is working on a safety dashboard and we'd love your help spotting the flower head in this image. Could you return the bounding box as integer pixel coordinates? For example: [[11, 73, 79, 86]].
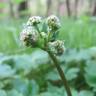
[[27, 16, 42, 26], [46, 15, 61, 30], [20, 15, 64, 53], [48, 40, 65, 55], [20, 26, 39, 47]]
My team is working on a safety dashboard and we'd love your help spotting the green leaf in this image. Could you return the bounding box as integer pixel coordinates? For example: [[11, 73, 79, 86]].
[[12, 78, 28, 95], [0, 90, 7, 96], [28, 80, 39, 96], [12, 78, 39, 96], [85, 60, 96, 88], [66, 68, 79, 81], [0, 64, 15, 79], [79, 90, 94, 96], [7, 89, 23, 96]]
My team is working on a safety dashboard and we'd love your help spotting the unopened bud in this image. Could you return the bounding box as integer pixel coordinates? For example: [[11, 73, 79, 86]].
[[46, 15, 61, 30], [27, 16, 42, 26], [48, 40, 65, 55], [20, 26, 39, 47]]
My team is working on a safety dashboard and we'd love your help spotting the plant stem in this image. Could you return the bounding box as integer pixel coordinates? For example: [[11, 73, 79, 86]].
[[47, 50, 72, 96], [35, 25, 42, 37]]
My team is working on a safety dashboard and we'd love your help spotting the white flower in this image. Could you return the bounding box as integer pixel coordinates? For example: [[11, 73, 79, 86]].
[[27, 16, 42, 26], [46, 15, 61, 30]]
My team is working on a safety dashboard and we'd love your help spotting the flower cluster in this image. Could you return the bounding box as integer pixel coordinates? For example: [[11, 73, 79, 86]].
[[20, 26, 39, 47], [20, 15, 65, 55], [48, 40, 65, 55], [46, 15, 61, 30]]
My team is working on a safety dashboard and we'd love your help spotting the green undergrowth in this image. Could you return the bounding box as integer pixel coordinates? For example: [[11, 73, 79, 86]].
[[0, 47, 96, 96]]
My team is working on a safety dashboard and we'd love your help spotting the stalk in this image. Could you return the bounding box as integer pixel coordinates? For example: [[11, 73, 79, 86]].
[[47, 50, 72, 96]]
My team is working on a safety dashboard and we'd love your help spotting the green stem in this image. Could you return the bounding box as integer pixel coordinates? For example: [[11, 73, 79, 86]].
[[35, 25, 42, 37], [47, 50, 72, 96]]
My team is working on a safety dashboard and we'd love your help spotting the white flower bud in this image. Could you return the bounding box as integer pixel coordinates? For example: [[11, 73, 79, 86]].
[[27, 16, 42, 26], [20, 26, 39, 47], [48, 40, 65, 55], [46, 15, 61, 30]]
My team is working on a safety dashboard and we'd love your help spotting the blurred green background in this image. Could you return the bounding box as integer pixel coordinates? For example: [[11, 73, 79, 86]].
[[0, 0, 96, 96]]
